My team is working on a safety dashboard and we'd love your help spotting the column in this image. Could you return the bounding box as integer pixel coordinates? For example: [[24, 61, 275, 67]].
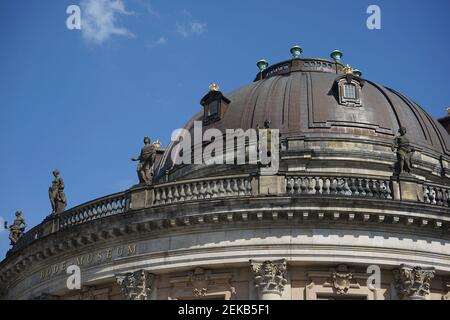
[[116, 270, 155, 300], [250, 259, 288, 300]]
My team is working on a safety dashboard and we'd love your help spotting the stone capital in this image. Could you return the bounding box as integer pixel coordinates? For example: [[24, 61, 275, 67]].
[[250, 259, 288, 299], [393, 264, 435, 300], [116, 270, 155, 300]]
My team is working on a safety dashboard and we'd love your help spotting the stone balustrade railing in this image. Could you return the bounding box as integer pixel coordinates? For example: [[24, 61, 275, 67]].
[[286, 176, 393, 199], [153, 175, 254, 206], [7, 174, 449, 256], [8, 192, 130, 255], [59, 192, 129, 229], [423, 183, 450, 207]]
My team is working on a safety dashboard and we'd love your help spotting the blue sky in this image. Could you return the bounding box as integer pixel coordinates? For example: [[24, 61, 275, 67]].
[[0, 0, 449, 258]]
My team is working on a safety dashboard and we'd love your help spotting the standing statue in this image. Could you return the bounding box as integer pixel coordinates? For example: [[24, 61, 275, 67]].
[[392, 127, 415, 175], [4, 211, 27, 246], [257, 120, 273, 162], [132, 137, 156, 185], [49, 169, 67, 214]]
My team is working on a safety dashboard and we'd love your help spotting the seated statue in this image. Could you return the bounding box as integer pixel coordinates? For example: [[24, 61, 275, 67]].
[[5, 211, 27, 246], [392, 127, 415, 175], [49, 169, 67, 215], [132, 137, 156, 185]]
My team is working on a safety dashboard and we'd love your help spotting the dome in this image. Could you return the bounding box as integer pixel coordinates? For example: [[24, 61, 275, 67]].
[[155, 57, 450, 181]]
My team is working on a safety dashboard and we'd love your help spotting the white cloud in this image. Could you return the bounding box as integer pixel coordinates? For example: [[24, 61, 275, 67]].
[[80, 0, 135, 44], [137, 0, 159, 18], [147, 36, 167, 48], [176, 11, 206, 38]]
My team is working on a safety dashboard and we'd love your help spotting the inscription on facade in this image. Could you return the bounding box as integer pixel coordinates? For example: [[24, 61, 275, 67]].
[[38, 244, 137, 281]]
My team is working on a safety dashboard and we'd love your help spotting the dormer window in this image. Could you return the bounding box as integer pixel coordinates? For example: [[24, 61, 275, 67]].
[[200, 84, 231, 125], [335, 67, 364, 107], [205, 100, 219, 119]]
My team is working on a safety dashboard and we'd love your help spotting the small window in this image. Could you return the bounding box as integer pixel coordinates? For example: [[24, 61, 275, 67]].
[[206, 100, 219, 118], [337, 78, 362, 107], [343, 84, 356, 99]]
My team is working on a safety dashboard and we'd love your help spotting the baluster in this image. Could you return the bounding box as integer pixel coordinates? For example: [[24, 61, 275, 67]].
[[232, 178, 239, 196], [245, 178, 253, 195], [364, 179, 372, 197], [225, 179, 233, 195], [336, 178, 343, 195], [218, 180, 226, 197], [293, 177, 300, 194], [323, 178, 331, 195], [298, 177, 305, 194], [371, 180, 380, 198], [192, 183, 199, 200], [343, 178, 351, 196], [205, 181, 212, 199], [179, 184, 186, 201], [315, 177, 322, 194], [330, 178, 337, 195], [210, 180, 218, 198], [446, 189, 450, 207], [185, 184, 193, 200], [430, 187, 437, 204], [171, 185, 179, 202], [385, 180, 393, 199], [357, 178, 365, 196], [286, 178, 293, 194], [154, 189, 161, 205], [238, 178, 246, 196], [350, 178, 358, 196], [437, 188, 443, 206]]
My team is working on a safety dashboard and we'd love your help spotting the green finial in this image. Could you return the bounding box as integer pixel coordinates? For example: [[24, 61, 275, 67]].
[[330, 49, 343, 62], [290, 45, 303, 59], [256, 59, 269, 72], [353, 69, 362, 77]]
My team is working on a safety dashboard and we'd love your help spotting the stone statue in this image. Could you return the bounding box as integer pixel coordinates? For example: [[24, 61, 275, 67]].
[[131, 137, 156, 185], [49, 169, 67, 215], [392, 127, 415, 175], [5, 211, 27, 246]]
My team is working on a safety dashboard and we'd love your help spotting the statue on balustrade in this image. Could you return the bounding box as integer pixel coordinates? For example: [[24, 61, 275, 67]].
[[132, 137, 157, 185], [49, 169, 67, 215], [4, 211, 27, 246], [392, 127, 415, 175]]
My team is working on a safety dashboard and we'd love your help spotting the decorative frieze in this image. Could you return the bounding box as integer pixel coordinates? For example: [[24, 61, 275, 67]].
[[116, 270, 155, 300], [393, 265, 435, 300], [250, 259, 288, 300], [330, 265, 355, 295], [169, 267, 235, 300]]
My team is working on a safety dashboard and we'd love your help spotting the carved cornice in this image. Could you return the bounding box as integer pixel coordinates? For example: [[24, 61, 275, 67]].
[[1, 200, 449, 287], [250, 259, 288, 298], [393, 264, 435, 300], [116, 270, 155, 300]]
